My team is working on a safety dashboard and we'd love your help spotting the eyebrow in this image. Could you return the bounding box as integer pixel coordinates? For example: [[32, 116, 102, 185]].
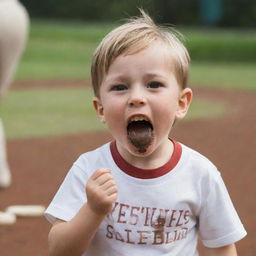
[[106, 71, 168, 81], [144, 72, 166, 79], [103, 75, 128, 84], [143, 71, 171, 81]]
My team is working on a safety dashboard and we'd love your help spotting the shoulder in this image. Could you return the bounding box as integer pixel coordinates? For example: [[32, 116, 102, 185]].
[[181, 143, 216, 168], [179, 143, 220, 180]]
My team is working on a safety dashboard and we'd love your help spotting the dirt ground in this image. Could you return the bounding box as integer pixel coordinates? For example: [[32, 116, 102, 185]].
[[0, 80, 255, 256]]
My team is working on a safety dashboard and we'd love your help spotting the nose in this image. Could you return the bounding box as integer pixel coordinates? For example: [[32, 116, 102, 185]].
[[128, 88, 146, 107]]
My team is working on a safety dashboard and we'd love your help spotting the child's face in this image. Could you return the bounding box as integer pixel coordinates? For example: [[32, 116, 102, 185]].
[[93, 42, 192, 157]]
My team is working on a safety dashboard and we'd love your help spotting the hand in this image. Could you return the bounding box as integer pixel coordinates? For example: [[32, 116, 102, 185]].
[[86, 169, 118, 216]]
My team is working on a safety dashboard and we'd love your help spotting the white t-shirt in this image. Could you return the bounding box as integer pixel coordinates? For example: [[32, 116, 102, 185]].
[[45, 140, 246, 256]]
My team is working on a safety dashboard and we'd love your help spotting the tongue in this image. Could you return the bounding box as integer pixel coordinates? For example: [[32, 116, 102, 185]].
[[127, 121, 154, 153]]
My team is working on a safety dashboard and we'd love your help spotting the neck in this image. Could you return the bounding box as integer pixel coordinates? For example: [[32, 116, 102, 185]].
[[116, 138, 174, 170]]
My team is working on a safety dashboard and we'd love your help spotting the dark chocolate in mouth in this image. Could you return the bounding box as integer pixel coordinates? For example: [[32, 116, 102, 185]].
[[127, 120, 154, 153]]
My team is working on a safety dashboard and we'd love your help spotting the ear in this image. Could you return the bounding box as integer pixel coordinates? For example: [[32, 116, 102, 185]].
[[175, 88, 193, 120], [92, 97, 106, 123]]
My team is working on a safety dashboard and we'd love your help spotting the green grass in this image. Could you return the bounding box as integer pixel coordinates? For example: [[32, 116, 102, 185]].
[[0, 88, 226, 139], [17, 20, 115, 80], [189, 62, 256, 90], [0, 88, 103, 138], [15, 20, 256, 91], [187, 98, 227, 121]]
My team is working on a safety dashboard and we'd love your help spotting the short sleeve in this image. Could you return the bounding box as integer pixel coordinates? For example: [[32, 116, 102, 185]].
[[44, 163, 88, 223], [198, 170, 246, 248]]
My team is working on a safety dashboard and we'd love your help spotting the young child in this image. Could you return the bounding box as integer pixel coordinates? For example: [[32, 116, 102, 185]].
[[45, 10, 246, 256]]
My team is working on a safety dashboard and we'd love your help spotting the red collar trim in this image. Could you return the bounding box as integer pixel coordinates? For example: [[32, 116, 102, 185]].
[[110, 139, 182, 179]]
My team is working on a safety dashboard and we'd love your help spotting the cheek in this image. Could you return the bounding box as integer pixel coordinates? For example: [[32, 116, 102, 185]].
[[153, 100, 178, 130], [155, 95, 178, 114], [103, 102, 125, 126], [101, 95, 120, 113]]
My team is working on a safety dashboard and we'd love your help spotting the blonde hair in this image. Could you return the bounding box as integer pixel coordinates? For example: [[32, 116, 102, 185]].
[[91, 9, 190, 97]]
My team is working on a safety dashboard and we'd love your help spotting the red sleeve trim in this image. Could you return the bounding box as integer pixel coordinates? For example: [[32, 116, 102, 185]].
[[110, 139, 182, 179]]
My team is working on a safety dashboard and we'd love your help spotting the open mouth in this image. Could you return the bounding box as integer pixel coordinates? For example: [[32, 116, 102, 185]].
[[127, 116, 154, 153]]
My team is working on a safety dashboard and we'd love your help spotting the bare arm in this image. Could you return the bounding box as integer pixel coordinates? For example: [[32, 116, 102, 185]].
[[203, 244, 237, 256], [48, 169, 118, 256]]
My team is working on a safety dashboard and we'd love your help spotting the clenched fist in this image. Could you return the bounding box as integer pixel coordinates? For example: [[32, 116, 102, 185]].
[[86, 169, 118, 216]]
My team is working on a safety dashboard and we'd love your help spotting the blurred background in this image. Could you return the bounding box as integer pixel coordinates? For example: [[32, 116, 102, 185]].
[[0, 1, 255, 256], [20, 0, 256, 27]]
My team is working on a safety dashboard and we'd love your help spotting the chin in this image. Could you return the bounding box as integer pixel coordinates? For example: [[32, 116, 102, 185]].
[[128, 140, 155, 157]]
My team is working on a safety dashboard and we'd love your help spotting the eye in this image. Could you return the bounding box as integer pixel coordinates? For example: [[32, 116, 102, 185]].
[[147, 81, 163, 89], [111, 85, 128, 91]]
